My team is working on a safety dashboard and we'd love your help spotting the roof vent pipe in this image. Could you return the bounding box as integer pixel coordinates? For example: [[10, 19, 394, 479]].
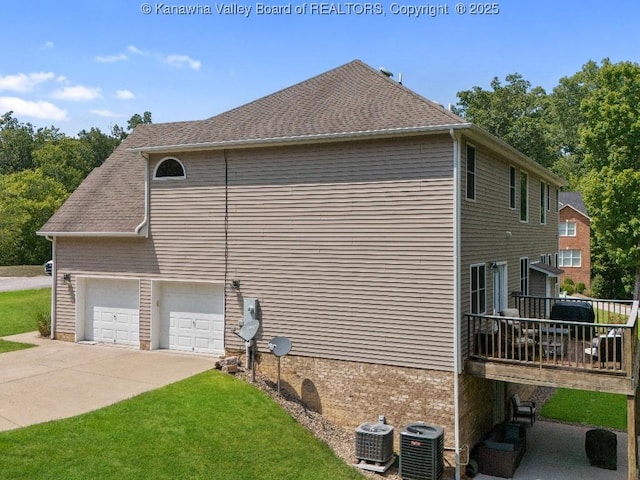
[[398, 73, 403, 85]]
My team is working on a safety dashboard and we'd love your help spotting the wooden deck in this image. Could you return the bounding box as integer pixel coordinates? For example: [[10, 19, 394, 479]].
[[464, 297, 639, 395]]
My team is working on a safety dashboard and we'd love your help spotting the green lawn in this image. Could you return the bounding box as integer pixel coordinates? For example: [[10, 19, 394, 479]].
[[0, 288, 51, 337], [0, 371, 364, 480], [0, 287, 362, 478], [0, 288, 51, 351], [541, 388, 627, 430]]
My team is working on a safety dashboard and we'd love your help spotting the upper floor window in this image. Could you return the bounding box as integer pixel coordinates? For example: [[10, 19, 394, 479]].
[[559, 222, 577, 236], [509, 166, 516, 209], [154, 157, 186, 179], [520, 171, 528, 222], [466, 144, 476, 201], [540, 181, 548, 224]]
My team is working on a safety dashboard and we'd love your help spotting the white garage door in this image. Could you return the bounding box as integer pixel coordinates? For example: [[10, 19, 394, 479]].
[[160, 282, 224, 355], [85, 278, 140, 346]]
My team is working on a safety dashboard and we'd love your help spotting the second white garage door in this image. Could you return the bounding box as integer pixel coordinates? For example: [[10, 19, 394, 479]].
[[159, 282, 224, 355]]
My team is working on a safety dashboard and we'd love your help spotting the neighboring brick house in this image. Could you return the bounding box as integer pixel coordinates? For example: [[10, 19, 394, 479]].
[[39, 60, 565, 477], [558, 192, 591, 291]]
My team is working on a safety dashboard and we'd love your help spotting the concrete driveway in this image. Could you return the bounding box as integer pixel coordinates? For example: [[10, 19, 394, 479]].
[[0, 332, 215, 431]]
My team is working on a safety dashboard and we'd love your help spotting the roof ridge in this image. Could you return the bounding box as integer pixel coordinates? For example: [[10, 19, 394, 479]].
[[354, 60, 466, 124], [203, 59, 367, 124]]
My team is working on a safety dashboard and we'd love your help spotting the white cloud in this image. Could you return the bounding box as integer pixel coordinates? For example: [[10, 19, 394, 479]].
[[90, 109, 122, 118], [116, 89, 135, 100], [0, 72, 56, 93], [0, 96, 68, 121], [128, 45, 146, 55], [44, 41, 54, 49], [166, 55, 201, 71], [96, 53, 127, 63], [52, 85, 102, 101]]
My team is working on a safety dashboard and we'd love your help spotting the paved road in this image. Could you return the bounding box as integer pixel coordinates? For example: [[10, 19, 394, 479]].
[[0, 276, 52, 292]]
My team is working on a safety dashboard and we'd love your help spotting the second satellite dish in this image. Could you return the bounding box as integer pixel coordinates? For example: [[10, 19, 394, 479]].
[[268, 336, 292, 357]]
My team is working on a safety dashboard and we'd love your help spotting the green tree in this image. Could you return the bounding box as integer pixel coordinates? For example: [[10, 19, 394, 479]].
[[580, 61, 640, 299], [547, 60, 602, 188], [0, 169, 68, 265], [127, 111, 152, 131], [77, 127, 121, 166], [454, 73, 556, 167], [32, 137, 98, 192], [0, 112, 37, 174]]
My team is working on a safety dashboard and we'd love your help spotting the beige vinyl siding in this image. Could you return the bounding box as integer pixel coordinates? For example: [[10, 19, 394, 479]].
[[149, 150, 226, 279], [53, 237, 159, 336], [226, 136, 455, 370], [53, 136, 456, 370], [459, 139, 560, 355]]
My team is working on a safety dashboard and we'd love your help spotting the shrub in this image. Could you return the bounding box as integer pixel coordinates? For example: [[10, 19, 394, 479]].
[[36, 310, 51, 338], [576, 282, 586, 294], [562, 278, 575, 295]]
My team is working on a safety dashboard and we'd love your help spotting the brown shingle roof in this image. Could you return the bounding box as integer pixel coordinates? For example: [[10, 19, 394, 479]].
[[128, 59, 466, 150], [38, 131, 146, 235], [40, 59, 467, 235]]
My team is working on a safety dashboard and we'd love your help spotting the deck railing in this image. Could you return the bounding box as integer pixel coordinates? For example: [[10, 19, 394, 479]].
[[466, 296, 639, 377]]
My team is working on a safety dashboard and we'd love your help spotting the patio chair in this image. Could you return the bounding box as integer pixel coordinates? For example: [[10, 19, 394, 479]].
[[500, 309, 536, 359], [585, 328, 622, 367], [511, 394, 536, 425]]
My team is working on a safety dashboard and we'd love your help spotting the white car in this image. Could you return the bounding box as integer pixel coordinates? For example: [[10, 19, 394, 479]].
[[44, 260, 53, 275]]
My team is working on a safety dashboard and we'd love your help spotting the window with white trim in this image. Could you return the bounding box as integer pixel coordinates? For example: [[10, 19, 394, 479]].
[[466, 144, 476, 201], [154, 157, 186, 179], [470, 264, 486, 314], [520, 257, 529, 295], [559, 250, 581, 267], [559, 222, 577, 236]]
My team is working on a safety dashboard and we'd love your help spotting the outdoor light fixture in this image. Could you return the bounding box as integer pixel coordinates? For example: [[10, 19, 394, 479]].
[[231, 279, 241, 290], [63, 273, 71, 283]]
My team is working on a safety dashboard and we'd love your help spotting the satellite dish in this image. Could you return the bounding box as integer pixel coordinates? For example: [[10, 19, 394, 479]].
[[235, 320, 259, 342], [268, 336, 292, 357]]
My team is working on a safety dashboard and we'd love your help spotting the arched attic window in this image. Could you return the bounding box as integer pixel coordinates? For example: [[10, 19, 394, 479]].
[[154, 157, 186, 179]]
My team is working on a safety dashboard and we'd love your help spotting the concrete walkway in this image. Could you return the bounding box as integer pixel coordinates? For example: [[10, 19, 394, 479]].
[[0, 332, 215, 431], [475, 420, 628, 480]]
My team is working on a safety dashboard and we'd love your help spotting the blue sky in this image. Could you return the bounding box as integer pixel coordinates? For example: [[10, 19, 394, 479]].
[[1, 0, 639, 135]]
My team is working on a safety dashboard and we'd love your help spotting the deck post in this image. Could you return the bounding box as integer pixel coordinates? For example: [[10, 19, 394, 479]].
[[628, 394, 638, 480]]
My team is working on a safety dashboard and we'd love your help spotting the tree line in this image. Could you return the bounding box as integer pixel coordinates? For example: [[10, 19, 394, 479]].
[[0, 112, 151, 266], [454, 59, 640, 300]]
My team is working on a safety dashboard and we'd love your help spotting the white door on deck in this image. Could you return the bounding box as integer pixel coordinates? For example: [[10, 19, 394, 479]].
[[492, 263, 508, 314]]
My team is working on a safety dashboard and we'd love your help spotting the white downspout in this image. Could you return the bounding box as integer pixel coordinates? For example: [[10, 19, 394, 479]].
[[135, 153, 150, 236], [450, 128, 462, 480], [45, 235, 56, 339]]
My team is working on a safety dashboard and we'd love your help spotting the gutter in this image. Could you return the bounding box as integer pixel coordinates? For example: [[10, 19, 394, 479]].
[[134, 152, 150, 236], [450, 127, 462, 480], [45, 235, 56, 339], [127, 123, 474, 155], [36, 231, 143, 238]]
